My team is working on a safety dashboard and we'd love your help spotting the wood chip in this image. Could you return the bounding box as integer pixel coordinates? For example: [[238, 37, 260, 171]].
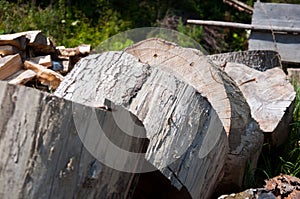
[[24, 60, 63, 90]]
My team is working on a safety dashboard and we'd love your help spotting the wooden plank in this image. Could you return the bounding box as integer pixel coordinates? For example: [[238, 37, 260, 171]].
[[30, 55, 52, 68], [249, 32, 300, 63], [187, 20, 300, 33], [0, 45, 19, 56], [249, 2, 300, 64], [0, 81, 147, 199], [54, 51, 229, 198], [8, 69, 36, 85], [0, 33, 27, 50], [0, 54, 23, 80], [24, 60, 63, 90], [251, 2, 300, 28]]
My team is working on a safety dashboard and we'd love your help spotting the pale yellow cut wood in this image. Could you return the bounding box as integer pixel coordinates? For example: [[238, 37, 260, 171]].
[[0, 33, 27, 50], [57, 44, 91, 57], [0, 54, 23, 80], [24, 60, 63, 90], [0, 45, 19, 56], [8, 69, 36, 85], [30, 55, 52, 68]]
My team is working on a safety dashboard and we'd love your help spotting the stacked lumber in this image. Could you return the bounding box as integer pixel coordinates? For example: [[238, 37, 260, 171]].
[[0, 30, 90, 90]]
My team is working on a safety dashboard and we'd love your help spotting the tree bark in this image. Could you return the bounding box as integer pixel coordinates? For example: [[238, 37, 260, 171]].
[[0, 81, 148, 199], [125, 38, 263, 192], [54, 51, 229, 198]]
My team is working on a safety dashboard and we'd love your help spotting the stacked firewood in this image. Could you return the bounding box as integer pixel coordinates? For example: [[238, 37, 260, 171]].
[[0, 30, 90, 90]]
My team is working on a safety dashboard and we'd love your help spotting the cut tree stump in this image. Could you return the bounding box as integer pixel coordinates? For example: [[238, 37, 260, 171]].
[[224, 63, 295, 146], [209, 51, 295, 146], [0, 80, 149, 199], [54, 50, 259, 198], [0, 54, 23, 80], [125, 38, 263, 193]]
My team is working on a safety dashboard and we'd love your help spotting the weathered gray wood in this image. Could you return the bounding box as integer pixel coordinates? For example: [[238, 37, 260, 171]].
[[54, 51, 229, 198], [30, 55, 52, 68], [249, 2, 300, 63], [223, 63, 295, 146], [125, 38, 263, 192], [251, 2, 300, 28], [187, 20, 300, 33], [208, 50, 281, 71], [0, 80, 148, 199]]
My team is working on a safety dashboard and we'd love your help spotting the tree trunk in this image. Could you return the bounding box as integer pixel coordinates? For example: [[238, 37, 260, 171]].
[[54, 51, 229, 198], [125, 38, 263, 192], [209, 51, 295, 146], [0, 81, 148, 199]]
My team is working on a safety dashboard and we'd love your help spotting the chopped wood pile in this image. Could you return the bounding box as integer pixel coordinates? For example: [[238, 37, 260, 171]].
[[0, 31, 296, 199], [0, 30, 90, 90]]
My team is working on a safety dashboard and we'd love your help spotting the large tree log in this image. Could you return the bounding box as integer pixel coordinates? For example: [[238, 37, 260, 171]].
[[209, 51, 295, 146], [125, 38, 263, 192], [0, 80, 149, 199], [207, 50, 281, 71], [55, 51, 228, 198]]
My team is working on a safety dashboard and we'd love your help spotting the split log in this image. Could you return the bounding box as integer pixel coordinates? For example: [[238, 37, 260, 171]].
[[0, 33, 27, 50], [125, 38, 263, 192], [56, 44, 91, 57], [223, 63, 295, 146], [0, 54, 23, 80], [0, 45, 20, 56], [8, 69, 36, 85], [0, 81, 149, 199], [30, 55, 52, 68], [54, 51, 229, 198], [24, 60, 63, 90], [25, 30, 56, 54], [209, 51, 295, 146]]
